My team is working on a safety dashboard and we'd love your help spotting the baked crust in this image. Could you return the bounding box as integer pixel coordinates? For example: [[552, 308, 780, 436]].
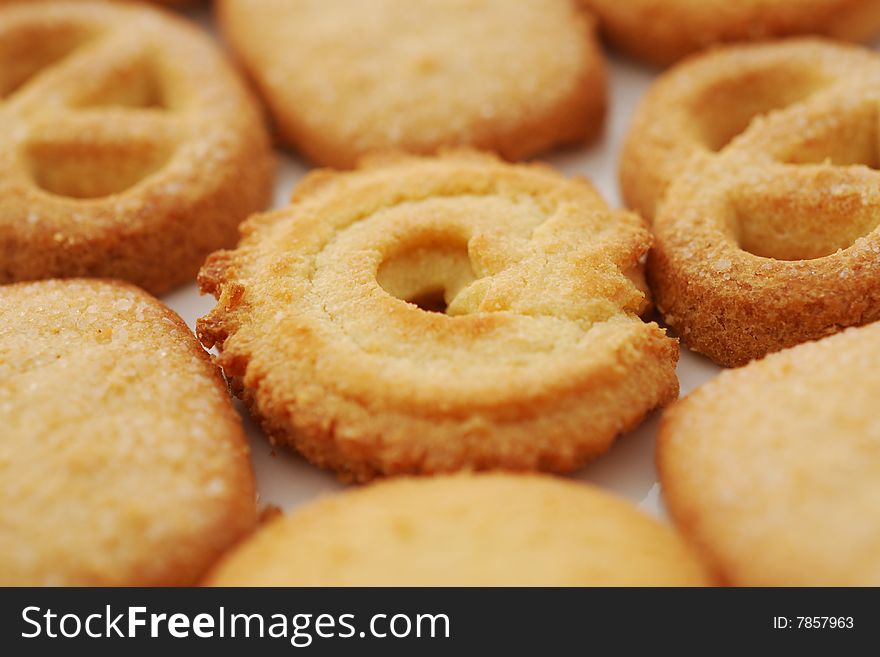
[[198, 151, 679, 481], [622, 40, 880, 366], [205, 474, 711, 586], [217, 0, 606, 167], [620, 38, 877, 222], [0, 279, 257, 586], [658, 322, 880, 586], [582, 0, 880, 66], [0, 0, 274, 294]]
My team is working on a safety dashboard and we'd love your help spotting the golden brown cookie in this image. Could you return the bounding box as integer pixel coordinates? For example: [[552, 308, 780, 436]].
[[621, 40, 880, 366], [198, 151, 679, 481], [206, 474, 711, 586], [620, 39, 879, 222], [0, 0, 273, 294], [0, 279, 257, 586], [217, 0, 606, 167], [582, 0, 880, 66], [659, 322, 880, 586], [0, 1, 196, 4]]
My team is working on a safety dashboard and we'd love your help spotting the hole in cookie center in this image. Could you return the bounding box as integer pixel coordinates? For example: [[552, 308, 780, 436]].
[[407, 289, 449, 313], [25, 140, 174, 199], [691, 66, 828, 152], [68, 56, 172, 111], [377, 239, 475, 314]]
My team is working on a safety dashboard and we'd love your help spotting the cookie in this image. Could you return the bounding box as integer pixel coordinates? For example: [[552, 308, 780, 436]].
[[0, 279, 257, 586], [581, 0, 880, 66], [198, 151, 679, 481], [0, 1, 196, 4], [206, 474, 711, 586], [620, 39, 879, 222], [217, 0, 606, 167], [622, 40, 880, 366], [658, 322, 880, 586], [0, 0, 273, 294]]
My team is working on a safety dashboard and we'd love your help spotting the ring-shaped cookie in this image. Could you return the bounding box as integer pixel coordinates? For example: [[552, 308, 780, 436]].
[[620, 39, 878, 221], [0, 0, 273, 294], [198, 152, 679, 481], [623, 40, 880, 366]]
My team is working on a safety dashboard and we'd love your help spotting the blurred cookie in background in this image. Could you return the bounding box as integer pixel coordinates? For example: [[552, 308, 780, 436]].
[[218, 0, 607, 167], [580, 0, 880, 66], [0, 0, 274, 294]]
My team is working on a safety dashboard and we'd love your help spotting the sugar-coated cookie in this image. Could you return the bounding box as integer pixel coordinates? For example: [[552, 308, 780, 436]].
[[206, 474, 711, 586], [218, 0, 606, 167], [620, 39, 879, 222], [0, 0, 273, 294], [581, 0, 880, 66], [622, 40, 880, 366], [0, 279, 257, 586], [659, 322, 880, 586], [198, 151, 679, 481]]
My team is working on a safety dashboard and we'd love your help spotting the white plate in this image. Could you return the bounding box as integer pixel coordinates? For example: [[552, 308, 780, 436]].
[[165, 7, 802, 520]]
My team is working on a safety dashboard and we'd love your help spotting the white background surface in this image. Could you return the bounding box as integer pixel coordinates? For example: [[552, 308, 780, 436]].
[[167, 6, 727, 520]]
